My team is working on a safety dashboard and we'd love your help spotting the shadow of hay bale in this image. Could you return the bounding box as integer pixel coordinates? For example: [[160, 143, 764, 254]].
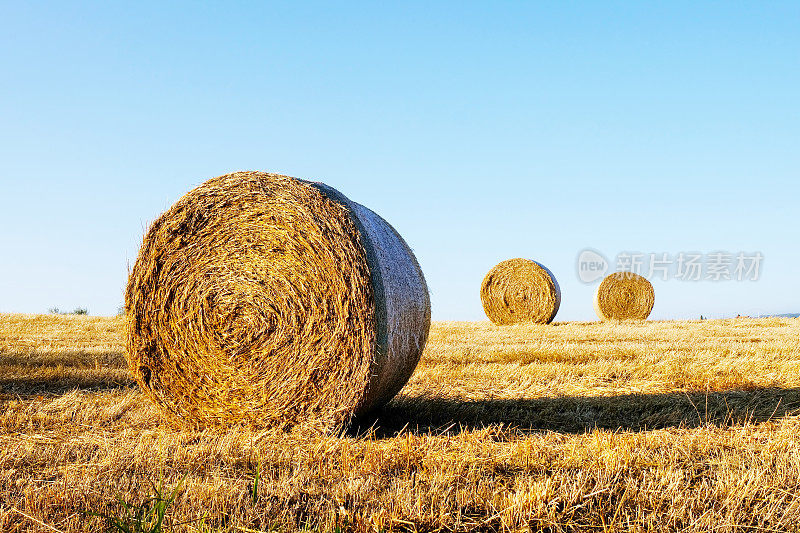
[[352, 387, 800, 438], [0, 349, 133, 397]]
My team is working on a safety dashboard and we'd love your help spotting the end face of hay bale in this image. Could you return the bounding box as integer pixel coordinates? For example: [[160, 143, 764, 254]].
[[345, 201, 431, 412], [125, 171, 430, 430], [480, 258, 561, 325], [594, 272, 655, 321]]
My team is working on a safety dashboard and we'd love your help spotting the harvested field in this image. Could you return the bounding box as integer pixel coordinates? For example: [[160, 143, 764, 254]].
[[1, 313, 800, 531]]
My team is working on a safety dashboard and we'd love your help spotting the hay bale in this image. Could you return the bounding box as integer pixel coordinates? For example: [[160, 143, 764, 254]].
[[125, 171, 431, 430], [480, 258, 561, 325], [594, 272, 655, 320]]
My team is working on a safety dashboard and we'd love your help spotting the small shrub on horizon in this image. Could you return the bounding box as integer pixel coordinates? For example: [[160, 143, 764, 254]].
[[48, 307, 89, 316]]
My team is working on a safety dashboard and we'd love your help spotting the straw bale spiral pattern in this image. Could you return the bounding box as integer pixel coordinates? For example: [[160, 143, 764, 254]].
[[125, 171, 430, 429], [594, 272, 655, 320], [480, 258, 561, 325]]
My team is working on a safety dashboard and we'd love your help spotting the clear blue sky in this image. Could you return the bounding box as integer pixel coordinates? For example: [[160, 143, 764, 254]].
[[1, 2, 797, 320]]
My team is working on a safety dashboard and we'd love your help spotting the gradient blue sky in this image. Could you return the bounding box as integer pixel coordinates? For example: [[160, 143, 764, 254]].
[[1, 2, 797, 320]]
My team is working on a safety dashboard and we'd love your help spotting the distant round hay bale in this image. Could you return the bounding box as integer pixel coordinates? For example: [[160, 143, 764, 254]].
[[480, 258, 561, 325], [125, 171, 430, 430], [594, 272, 655, 320]]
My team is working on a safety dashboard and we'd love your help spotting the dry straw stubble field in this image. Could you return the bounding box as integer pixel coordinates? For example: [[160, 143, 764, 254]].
[[1, 313, 800, 531]]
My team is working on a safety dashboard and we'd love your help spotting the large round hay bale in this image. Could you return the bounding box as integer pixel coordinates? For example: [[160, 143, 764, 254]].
[[125, 171, 431, 430], [594, 272, 655, 320], [480, 258, 561, 325]]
